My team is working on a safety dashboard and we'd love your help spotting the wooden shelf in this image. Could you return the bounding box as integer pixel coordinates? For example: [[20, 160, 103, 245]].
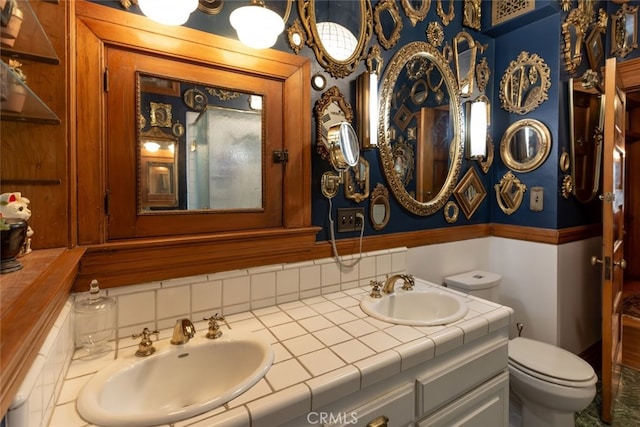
[[0, 247, 85, 417]]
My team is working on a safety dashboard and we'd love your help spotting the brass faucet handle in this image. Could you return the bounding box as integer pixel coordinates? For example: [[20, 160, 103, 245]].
[[132, 327, 159, 357], [203, 313, 227, 339], [369, 280, 383, 298], [400, 274, 415, 290]]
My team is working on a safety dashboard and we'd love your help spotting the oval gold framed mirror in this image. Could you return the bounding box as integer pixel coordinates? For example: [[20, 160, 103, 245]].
[[500, 118, 552, 173], [298, 0, 373, 78], [379, 41, 463, 216], [370, 183, 390, 230]]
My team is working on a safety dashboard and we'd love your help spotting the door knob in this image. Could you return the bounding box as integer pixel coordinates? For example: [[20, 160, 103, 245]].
[[615, 259, 627, 269], [591, 256, 603, 266]]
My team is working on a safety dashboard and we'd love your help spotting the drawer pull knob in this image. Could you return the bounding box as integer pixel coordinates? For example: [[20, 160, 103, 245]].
[[366, 415, 389, 427]]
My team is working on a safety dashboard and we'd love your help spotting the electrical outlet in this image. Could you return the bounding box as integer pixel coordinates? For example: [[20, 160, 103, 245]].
[[337, 208, 365, 232]]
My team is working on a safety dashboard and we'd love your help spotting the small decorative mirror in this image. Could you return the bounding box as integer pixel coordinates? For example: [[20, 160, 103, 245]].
[[321, 122, 360, 199], [454, 31, 477, 98], [443, 201, 459, 223], [401, 0, 431, 27], [369, 183, 390, 230], [373, 0, 402, 50], [344, 157, 370, 203], [494, 171, 527, 215], [287, 19, 306, 54], [500, 118, 551, 173], [569, 76, 604, 203], [453, 167, 486, 219], [379, 41, 463, 216], [315, 86, 354, 161], [612, 3, 639, 58], [298, 0, 373, 78], [561, 6, 590, 74]]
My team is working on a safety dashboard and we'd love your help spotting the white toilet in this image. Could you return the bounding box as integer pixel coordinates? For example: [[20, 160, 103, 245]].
[[444, 270, 597, 427]]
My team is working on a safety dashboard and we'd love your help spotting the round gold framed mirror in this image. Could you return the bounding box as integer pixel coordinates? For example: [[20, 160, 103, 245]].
[[499, 119, 551, 173], [297, 0, 373, 78], [378, 41, 463, 216]]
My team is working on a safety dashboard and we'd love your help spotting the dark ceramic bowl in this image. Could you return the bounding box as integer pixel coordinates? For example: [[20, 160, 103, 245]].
[[1, 219, 27, 272]]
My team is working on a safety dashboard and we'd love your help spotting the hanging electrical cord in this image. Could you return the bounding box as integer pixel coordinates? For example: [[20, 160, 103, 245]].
[[327, 196, 365, 268]]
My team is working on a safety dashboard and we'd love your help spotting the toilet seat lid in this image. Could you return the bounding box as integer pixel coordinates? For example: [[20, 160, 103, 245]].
[[508, 337, 595, 383]]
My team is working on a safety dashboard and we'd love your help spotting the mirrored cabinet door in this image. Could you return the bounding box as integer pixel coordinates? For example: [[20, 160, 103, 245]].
[[105, 47, 284, 239]]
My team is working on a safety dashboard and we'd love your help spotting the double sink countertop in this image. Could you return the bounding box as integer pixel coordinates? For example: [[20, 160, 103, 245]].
[[50, 281, 513, 427]]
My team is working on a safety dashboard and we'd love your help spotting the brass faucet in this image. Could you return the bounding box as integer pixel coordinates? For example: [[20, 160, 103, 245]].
[[382, 274, 415, 294], [170, 318, 196, 345]]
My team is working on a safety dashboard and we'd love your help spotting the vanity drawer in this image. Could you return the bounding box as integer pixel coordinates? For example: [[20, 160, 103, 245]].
[[325, 383, 415, 427], [416, 337, 508, 418], [417, 371, 509, 427]]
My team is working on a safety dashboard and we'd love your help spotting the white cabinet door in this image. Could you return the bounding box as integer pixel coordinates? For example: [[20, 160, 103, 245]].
[[325, 384, 415, 427], [417, 371, 509, 427]]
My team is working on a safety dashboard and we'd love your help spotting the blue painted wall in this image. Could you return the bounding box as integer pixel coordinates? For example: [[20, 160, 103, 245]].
[[92, 0, 640, 240]]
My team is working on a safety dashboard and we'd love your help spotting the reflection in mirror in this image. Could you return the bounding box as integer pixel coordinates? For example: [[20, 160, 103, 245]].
[[140, 127, 179, 209], [500, 119, 551, 173], [379, 41, 463, 216], [569, 77, 603, 203], [190, 106, 262, 210], [298, 0, 373, 78], [137, 73, 264, 213]]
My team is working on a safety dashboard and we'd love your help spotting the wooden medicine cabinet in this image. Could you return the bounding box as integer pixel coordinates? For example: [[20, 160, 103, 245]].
[[74, 1, 319, 290]]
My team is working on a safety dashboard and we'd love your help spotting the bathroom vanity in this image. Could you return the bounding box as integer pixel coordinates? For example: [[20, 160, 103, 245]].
[[50, 279, 512, 427]]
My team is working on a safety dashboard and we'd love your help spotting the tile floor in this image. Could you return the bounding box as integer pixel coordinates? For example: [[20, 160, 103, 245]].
[[575, 366, 640, 426]]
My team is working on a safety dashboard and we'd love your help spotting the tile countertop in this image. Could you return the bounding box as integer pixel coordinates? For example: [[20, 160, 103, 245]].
[[50, 280, 513, 427]]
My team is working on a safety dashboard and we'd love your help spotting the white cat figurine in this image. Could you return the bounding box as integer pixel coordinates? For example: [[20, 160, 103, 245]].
[[0, 192, 33, 255]]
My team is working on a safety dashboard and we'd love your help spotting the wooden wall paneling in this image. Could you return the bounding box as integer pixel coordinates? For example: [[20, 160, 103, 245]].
[[0, 1, 70, 250]]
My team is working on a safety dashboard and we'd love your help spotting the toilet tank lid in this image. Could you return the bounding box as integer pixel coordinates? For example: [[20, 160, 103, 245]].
[[509, 337, 595, 382], [443, 270, 501, 290]]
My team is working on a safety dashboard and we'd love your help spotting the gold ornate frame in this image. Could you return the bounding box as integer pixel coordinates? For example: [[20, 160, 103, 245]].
[[443, 201, 459, 223], [585, 26, 604, 70], [379, 41, 463, 216], [369, 183, 391, 230], [477, 135, 494, 174], [297, 0, 373, 78], [494, 171, 527, 215], [454, 167, 486, 219], [499, 51, 551, 115], [454, 31, 477, 98], [286, 19, 306, 54], [436, 0, 455, 26], [561, 6, 591, 75], [500, 118, 552, 173], [611, 3, 639, 58], [314, 86, 354, 161], [463, 0, 481, 31], [344, 157, 370, 203], [373, 0, 402, 50], [401, 0, 431, 27]]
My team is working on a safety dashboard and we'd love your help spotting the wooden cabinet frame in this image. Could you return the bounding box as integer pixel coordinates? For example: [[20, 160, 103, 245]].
[[75, 2, 318, 289]]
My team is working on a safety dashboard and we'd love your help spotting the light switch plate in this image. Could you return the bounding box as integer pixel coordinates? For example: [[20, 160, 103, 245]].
[[530, 187, 543, 211]]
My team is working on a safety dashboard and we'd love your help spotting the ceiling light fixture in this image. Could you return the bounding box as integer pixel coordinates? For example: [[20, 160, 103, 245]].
[[138, 0, 198, 26], [230, 0, 285, 49]]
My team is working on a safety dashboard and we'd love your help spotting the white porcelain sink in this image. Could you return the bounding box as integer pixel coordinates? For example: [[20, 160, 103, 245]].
[[360, 280, 468, 326], [77, 333, 273, 427]]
